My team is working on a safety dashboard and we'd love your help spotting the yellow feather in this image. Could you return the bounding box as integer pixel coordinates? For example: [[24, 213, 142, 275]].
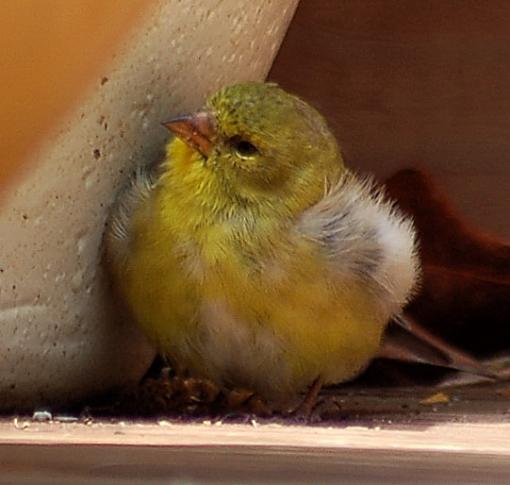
[[105, 82, 418, 403]]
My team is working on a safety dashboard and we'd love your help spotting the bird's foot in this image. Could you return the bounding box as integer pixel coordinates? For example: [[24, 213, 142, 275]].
[[290, 376, 323, 421], [220, 387, 273, 418]]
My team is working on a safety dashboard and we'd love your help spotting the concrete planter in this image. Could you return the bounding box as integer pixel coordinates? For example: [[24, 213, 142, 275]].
[[0, 0, 298, 410]]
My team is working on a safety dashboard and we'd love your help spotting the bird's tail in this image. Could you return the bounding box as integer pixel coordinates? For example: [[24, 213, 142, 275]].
[[379, 313, 498, 379]]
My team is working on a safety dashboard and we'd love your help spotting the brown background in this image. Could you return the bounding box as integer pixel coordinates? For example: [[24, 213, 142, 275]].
[[270, 0, 510, 239], [0, 1, 151, 195]]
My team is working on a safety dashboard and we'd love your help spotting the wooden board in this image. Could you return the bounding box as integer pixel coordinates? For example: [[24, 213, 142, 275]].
[[2, 382, 510, 482], [269, 0, 510, 239], [1, 417, 510, 484]]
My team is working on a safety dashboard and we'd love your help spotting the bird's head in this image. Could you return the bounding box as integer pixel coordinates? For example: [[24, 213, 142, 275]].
[[163, 82, 344, 213]]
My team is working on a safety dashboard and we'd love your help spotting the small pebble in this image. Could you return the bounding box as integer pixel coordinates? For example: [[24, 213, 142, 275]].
[[157, 420, 173, 427], [32, 410, 53, 422]]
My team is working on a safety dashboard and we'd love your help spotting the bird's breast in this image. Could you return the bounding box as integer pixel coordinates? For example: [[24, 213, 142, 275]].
[[123, 203, 388, 398]]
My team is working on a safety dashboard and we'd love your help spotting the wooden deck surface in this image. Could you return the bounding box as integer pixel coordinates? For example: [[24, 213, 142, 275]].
[[1, 415, 510, 484]]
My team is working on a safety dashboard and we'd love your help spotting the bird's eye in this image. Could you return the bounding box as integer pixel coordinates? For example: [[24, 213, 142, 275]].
[[230, 136, 259, 158]]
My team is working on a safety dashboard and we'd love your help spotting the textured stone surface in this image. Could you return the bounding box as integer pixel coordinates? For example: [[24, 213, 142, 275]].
[[0, 0, 298, 409]]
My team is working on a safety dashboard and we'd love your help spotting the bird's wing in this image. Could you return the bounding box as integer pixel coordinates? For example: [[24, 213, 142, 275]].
[[104, 165, 157, 271], [298, 173, 496, 380], [296, 172, 420, 316]]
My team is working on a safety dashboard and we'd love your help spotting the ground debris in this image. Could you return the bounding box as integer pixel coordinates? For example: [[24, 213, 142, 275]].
[[420, 392, 450, 405]]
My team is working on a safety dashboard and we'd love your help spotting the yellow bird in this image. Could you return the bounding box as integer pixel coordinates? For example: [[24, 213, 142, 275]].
[[105, 82, 419, 406]]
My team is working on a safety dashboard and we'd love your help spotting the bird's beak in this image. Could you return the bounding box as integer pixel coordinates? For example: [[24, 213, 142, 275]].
[[162, 111, 216, 157]]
